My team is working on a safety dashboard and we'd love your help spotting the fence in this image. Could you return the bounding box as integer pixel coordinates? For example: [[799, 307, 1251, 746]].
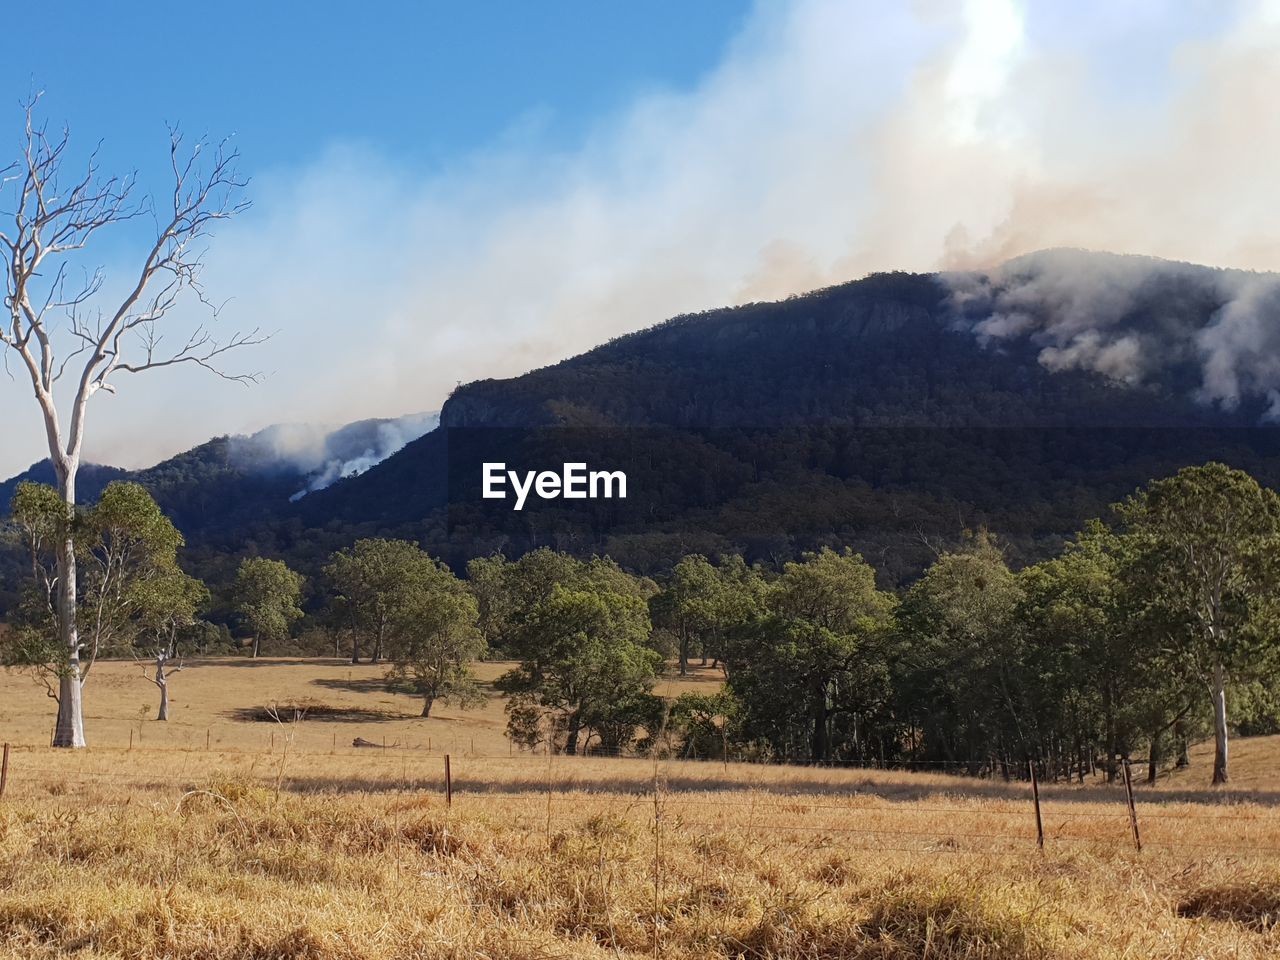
[[3, 739, 1278, 862]]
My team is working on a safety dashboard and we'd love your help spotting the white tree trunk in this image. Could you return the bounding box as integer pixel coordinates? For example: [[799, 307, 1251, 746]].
[[156, 675, 169, 721], [53, 467, 86, 749], [1211, 660, 1229, 785], [3, 102, 253, 751]]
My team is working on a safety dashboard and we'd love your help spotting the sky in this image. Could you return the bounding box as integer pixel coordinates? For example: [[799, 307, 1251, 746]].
[[1, 0, 1278, 478]]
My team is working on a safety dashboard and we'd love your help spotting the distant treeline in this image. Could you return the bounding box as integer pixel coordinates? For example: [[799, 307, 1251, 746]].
[[5, 461, 1279, 785]]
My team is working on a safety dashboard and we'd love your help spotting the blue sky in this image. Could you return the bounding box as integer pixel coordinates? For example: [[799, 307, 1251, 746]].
[[4, 2, 747, 178], [1, 1, 1277, 477]]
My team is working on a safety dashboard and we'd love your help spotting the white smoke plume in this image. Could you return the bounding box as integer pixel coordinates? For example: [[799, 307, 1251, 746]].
[[4, 0, 1280, 477], [226, 412, 438, 499], [944, 249, 1280, 414]]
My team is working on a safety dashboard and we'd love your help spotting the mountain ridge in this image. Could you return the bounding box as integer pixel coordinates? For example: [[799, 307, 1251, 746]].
[[4, 250, 1279, 606]]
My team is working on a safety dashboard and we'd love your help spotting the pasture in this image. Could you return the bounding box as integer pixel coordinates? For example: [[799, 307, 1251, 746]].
[[1, 659, 1280, 958]]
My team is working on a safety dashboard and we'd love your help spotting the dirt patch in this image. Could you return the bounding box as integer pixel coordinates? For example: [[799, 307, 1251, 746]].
[[1178, 880, 1280, 928], [226, 699, 398, 724]]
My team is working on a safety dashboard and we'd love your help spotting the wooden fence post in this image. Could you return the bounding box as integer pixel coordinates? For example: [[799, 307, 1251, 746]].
[[1122, 759, 1142, 852], [1028, 759, 1044, 851], [0, 743, 10, 798], [545, 741, 553, 850], [444, 753, 453, 807]]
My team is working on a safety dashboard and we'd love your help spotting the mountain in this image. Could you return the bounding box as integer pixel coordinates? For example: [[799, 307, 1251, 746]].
[[0, 413, 437, 613], [290, 251, 1280, 579], [0, 461, 130, 517], [5, 250, 1280, 602], [1, 412, 438, 525]]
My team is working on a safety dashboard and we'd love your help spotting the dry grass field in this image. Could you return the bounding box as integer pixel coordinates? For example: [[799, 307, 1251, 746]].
[[2, 659, 1280, 958], [0, 657, 726, 755]]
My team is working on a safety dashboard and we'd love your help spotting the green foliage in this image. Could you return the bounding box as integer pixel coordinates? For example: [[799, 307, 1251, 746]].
[[725, 548, 896, 762], [485, 550, 662, 755], [233, 557, 305, 657], [3, 481, 207, 694], [326, 538, 437, 663], [383, 552, 487, 717], [650, 554, 765, 674], [1115, 463, 1280, 782], [1116, 463, 1280, 677], [666, 690, 742, 760], [892, 532, 1024, 770], [134, 569, 209, 652]]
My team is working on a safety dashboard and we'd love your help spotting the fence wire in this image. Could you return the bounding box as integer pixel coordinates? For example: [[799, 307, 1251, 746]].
[[4, 740, 1279, 862]]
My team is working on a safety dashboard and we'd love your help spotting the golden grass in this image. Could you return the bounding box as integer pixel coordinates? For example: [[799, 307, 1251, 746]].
[[0, 657, 725, 754], [2, 660, 1280, 957]]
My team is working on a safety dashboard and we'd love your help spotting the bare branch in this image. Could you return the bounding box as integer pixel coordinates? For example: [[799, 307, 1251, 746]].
[[2, 94, 257, 471], [1, 96, 257, 745], [110, 325, 268, 384]]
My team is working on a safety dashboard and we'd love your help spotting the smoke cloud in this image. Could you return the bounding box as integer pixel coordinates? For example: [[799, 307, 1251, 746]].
[[3, 0, 1280, 477], [944, 249, 1280, 415], [225, 412, 438, 499]]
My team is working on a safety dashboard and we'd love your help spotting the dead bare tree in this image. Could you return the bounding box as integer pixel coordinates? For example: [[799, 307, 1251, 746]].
[[138, 645, 184, 722], [1, 94, 260, 747]]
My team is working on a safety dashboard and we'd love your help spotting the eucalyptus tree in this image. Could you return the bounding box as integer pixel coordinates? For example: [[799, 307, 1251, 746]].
[[1013, 522, 1198, 782], [893, 532, 1022, 771], [650, 554, 727, 675], [1115, 463, 1280, 785], [326, 538, 438, 664], [479, 550, 661, 755], [726, 547, 896, 763], [385, 557, 486, 718], [651, 553, 766, 676], [0, 96, 257, 746], [497, 583, 660, 755], [6, 481, 197, 726], [233, 558, 305, 658], [135, 569, 208, 720]]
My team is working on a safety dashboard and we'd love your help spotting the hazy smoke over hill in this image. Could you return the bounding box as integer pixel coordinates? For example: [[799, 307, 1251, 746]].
[[226, 411, 438, 499], [945, 250, 1280, 417]]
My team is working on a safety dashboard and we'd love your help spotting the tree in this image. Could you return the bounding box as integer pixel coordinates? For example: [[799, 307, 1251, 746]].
[[233, 558, 305, 658], [1, 96, 257, 746], [668, 690, 740, 760], [893, 532, 1023, 772], [650, 554, 764, 675], [480, 550, 661, 755], [134, 570, 208, 721], [499, 585, 661, 755], [1116, 463, 1280, 785], [5, 481, 194, 721], [726, 548, 895, 763], [651, 555, 722, 675], [326, 539, 433, 664], [384, 557, 486, 717], [1013, 523, 1198, 783], [469, 549, 619, 656]]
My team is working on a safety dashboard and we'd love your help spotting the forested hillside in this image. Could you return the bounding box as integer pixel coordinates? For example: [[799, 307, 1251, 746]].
[[4, 251, 1278, 604], [292, 252, 1280, 580]]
